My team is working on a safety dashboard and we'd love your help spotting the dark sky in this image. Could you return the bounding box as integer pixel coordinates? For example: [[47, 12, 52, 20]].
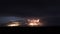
[[0, 0, 60, 17], [0, 0, 60, 26]]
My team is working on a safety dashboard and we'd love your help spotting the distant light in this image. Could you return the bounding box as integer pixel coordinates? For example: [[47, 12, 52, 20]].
[[28, 23, 40, 26], [7, 21, 21, 27], [7, 24, 20, 27], [27, 18, 43, 27]]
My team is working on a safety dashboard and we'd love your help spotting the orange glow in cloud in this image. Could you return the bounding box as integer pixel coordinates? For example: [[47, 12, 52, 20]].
[[27, 19, 43, 26], [7, 21, 21, 27]]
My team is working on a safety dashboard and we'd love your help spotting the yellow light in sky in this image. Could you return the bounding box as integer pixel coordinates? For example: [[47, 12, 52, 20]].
[[7, 21, 21, 27], [27, 19, 43, 26]]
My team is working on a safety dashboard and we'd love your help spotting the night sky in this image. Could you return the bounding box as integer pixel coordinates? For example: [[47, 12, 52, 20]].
[[0, 0, 60, 26]]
